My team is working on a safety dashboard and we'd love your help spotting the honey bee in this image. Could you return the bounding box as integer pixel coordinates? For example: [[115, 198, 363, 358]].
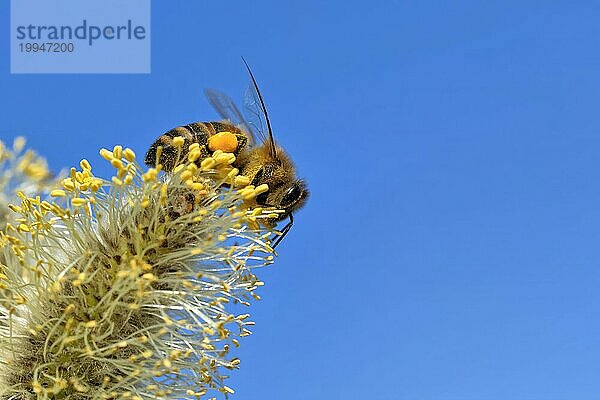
[[145, 60, 308, 247]]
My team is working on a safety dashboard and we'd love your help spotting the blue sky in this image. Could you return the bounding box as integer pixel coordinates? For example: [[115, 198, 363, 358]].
[[2, 1, 600, 399]]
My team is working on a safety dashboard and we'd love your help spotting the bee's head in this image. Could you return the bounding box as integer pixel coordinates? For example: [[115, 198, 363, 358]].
[[245, 146, 309, 221], [235, 59, 309, 223], [267, 179, 309, 220], [255, 177, 309, 221]]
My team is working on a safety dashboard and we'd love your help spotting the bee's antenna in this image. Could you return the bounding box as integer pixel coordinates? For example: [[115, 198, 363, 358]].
[[242, 57, 278, 159]]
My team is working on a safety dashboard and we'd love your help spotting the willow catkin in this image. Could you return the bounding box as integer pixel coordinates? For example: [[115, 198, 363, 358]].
[[0, 141, 278, 399]]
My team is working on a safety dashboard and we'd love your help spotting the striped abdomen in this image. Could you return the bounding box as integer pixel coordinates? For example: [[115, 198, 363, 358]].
[[145, 121, 249, 171]]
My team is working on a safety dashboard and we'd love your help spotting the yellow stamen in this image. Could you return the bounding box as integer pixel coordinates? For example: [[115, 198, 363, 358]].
[[13, 136, 26, 152], [172, 136, 185, 148], [124, 148, 136, 162], [80, 159, 92, 171], [71, 198, 88, 207], [112, 145, 123, 159], [200, 158, 216, 170], [50, 190, 66, 197], [234, 175, 251, 187], [254, 184, 269, 195], [99, 148, 113, 161]]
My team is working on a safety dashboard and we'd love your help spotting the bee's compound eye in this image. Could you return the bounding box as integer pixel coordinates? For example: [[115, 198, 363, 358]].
[[281, 185, 302, 208]]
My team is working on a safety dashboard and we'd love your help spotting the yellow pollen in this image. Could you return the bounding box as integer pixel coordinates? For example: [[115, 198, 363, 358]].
[[111, 159, 124, 170], [187, 182, 207, 191], [90, 178, 103, 191], [13, 136, 26, 152], [124, 148, 136, 162], [200, 158, 216, 170], [143, 168, 158, 182], [173, 165, 186, 177], [142, 273, 157, 281], [50, 190, 66, 197], [214, 153, 236, 165], [180, 171, 193, 181], [227, 168, 239, 178], [186, 163, 198, 173], [75, 171, 85, 183], [254, 184, 269, 195], [80, 159, 92, 171], [172, 136, 185, 148], [112, 145, 123, 159], [208, 131, 239, 153], [7, 204, 22, 212], [71, 198, 88, 207], [188, 148, 202, 162], [234, 175, 251, 187], [99, 148, 113, 161], [61, 178, 75, 191]]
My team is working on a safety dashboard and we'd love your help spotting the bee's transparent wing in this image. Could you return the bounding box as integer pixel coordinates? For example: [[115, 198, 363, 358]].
[[243, 83, 270, 144], [204, 88, 258, 144]]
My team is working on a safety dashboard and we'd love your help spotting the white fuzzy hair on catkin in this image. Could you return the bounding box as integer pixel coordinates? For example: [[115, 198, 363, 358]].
[[0, 141, 279, 399]]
